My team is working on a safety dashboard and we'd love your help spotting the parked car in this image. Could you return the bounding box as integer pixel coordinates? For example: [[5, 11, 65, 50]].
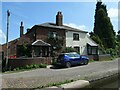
[[56, 52, 89, 68]]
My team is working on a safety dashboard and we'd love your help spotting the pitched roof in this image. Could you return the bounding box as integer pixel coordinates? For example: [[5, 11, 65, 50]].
[[32, 40, 51, 46], [36, 22, 88, 33], [87, 35, 98, 47]]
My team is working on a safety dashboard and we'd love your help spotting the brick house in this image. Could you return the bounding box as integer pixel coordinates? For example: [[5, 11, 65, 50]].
[[2, 11, 98, 59]]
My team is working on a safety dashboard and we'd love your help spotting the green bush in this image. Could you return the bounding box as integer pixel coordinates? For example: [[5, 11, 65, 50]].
[[39, 64, 47, 68], [29, 64, 34, 68], [89, 59, 94, 63], [19, 67, 24, 70], [25, 65, 30, 69], [11, 64, 47, 72], [106, 48, 117, 57], [62, 47, 76, 53], [16, 67, 19, 71], [13, 68, 17, 71]]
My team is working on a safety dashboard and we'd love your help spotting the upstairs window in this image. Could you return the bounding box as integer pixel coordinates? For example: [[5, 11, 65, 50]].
[[73, 33, 79, 41], [48, 31, 57, 38]]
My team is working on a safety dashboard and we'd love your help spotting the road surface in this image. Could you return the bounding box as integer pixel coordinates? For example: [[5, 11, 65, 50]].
[[2, 58, 119, 88]]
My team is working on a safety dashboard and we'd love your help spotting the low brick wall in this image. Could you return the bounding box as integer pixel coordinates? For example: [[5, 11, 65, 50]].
[[88, 54, 111, 61], [99, 54, 111, 61], [7, 57, 52, 69], [87, 55, 99, 61]]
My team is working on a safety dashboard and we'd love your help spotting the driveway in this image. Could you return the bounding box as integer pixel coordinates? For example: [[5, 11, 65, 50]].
[[2, 58, 119, 88]]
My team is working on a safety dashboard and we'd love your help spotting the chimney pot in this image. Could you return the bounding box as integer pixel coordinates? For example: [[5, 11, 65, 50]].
[[20, 21, 24, 37], [56, 11, 63, 26], [21, 21, 23, 26]]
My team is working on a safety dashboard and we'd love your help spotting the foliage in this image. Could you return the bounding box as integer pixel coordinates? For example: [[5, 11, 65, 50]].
[[13, 64, 47, 71], [89, 32, 103, 47], [36, 79, 75, 89], [115, 41, 120, 56], [117, 34, 120, 42], [93, 1, 116, 49], [105, 48, 117, 57], [62, 47, 77, 53], [17, 44, 31, 57], [118, 30, 120, 34], [46, 36, 65, 52], [89, 59, 95, 63], [116, 32, 120, 56]]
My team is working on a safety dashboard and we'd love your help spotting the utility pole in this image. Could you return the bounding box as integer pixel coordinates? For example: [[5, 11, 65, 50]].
[[6, 10, 10, 70]]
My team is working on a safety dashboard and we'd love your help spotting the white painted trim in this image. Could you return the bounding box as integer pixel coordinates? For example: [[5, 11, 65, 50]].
[[32, 39, 51, 46]]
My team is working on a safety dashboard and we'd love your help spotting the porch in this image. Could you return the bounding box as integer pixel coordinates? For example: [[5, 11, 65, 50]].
[[31, 40, 52, 57], [87, 43, 99, 61]]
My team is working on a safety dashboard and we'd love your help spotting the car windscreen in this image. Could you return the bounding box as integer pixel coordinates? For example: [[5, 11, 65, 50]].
[[66, 53, 80, 57], [74, 54, 80, 57], [66, 54, 74, 57]]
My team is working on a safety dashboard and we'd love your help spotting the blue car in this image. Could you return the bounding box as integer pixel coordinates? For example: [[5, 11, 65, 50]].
[[57, 52, 89, 68]]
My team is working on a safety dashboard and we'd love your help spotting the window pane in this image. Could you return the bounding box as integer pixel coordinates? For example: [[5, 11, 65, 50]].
[[92, 47, 97, 54], [66, 54, 74, 57], [48, 31, 57, 38], [74, 54, 80, 57], [73, 33, 79, 40], [74, 47, 80, 52]]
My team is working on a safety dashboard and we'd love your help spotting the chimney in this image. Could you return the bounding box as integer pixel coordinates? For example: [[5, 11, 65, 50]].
[[20, 21, 24, 37], [56, 11, 63, 26], [27, 28, 30, 32]]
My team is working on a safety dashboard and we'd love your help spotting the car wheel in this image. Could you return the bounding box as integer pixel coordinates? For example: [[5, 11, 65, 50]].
[[84, 59, 88, 65], [65, 62, 71, 68]]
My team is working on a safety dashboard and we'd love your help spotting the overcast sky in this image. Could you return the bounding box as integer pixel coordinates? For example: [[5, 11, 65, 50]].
[[0, 1, 118, 44]]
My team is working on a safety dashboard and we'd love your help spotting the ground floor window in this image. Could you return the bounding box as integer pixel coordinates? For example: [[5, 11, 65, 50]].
[[74, 46, 80, 53], [87, 44, 98, 55], [32, 46, 52, 57]]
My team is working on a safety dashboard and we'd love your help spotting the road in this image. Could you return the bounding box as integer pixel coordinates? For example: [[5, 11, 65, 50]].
[[2, 58, 119, 88]]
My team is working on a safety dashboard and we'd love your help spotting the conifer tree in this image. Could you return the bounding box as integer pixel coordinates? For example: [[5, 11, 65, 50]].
[[93, 1, 115, 48]]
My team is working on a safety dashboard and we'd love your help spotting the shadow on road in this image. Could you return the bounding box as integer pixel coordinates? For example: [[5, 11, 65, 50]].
[[50, 64, 85, 70]]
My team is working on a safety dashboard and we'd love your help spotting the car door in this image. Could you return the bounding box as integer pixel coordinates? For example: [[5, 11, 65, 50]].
[[73, 54, 81, 65], [66, 54, 76, 65]]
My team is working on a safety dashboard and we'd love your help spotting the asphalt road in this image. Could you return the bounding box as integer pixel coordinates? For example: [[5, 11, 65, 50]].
[[2, 58, 119, 88]]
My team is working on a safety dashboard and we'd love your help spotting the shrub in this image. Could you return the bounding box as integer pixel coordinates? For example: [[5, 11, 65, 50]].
[[39, 64, 47, 68], [9, 64, 47, 72], [26, 65, 30, 69], [32, 64, 37, 68], [16, 67, 19, 71], [29, 64, 34, 68], [62, 47, 76, 53], [13, 68, 17, 71]]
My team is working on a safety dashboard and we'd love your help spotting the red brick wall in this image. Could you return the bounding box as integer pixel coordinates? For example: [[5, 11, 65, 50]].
[[7, 57, 52, 69], [25, 28, 36, 43], [87, 54, 111, 61], [2, 36, 31, 58], [36, 27, 65, 42]]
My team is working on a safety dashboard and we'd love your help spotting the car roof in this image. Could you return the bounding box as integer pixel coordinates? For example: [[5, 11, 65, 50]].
[[60, 52, 78, 55]]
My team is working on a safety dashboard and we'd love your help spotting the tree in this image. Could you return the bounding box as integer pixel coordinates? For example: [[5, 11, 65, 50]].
[[62, 47, 76, 53], [93, 1, 116, 49], [46, 36, 65, 52], [90, 32, 103, 47], [118, 30, 120, 34]]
